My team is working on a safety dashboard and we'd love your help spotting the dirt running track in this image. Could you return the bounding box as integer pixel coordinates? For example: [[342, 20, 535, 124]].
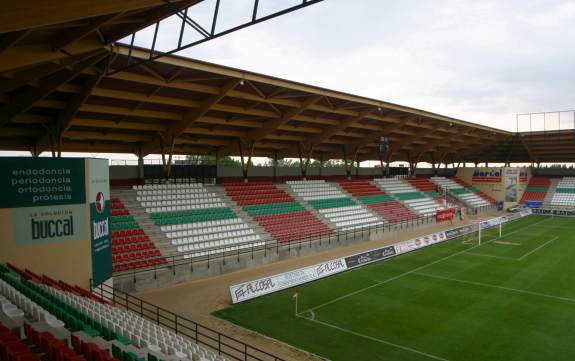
[[134, 212, 500, 361]]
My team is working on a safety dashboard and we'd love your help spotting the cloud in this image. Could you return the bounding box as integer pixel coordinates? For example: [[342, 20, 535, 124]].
[[10, 0, 570, 159], [146, 0, 574, 132]]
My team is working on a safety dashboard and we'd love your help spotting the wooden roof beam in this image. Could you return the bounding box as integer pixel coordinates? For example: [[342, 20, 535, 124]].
[[52, 13, 123, 52], [0, 127, 44, 137], [304, 109, 373, 148], [0, 50, 108, 128], [0, 30, 30, 54], [216, 95, 322, 156], [64, 130, 156, 143], [169, 78, 240, 138], [0, 51, 106, 94], [104, 72, 410, 126], [99, 71, 512, 139], [391, 125, 453, 153], [36, 59, 108, 152], [141, 78, 239, 156], [71, 117, 167, 131], [321, 116, 416, 159], [116, 46, 511, 136], [408, 127, 483, 153], [244, 94, 322, 142]]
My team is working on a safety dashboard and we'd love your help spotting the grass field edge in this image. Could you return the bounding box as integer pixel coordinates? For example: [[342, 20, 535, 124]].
[[214, 214, 555, 360]]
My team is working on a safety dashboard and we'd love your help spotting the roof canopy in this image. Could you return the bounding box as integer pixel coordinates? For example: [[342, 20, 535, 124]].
[[0, 2, 573, 163]]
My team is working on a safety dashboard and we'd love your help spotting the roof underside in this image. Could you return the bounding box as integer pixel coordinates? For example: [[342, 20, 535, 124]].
[[0, 2, 573, 163]]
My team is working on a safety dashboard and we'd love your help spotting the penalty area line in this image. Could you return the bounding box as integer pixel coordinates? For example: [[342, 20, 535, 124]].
[[517, 236, 559, 260], [464, 252, 520, 261], [301, 216, 552, 315], [412, 272, 575, 304]]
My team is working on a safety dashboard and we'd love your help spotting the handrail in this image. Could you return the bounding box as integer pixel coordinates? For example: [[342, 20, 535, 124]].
[[114, 212, 444, 278], [92, 282, 287, 361]]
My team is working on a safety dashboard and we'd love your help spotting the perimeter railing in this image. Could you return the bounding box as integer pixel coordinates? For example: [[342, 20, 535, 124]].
[[114, 212, 461, 280], [92, 282, 287, 361]]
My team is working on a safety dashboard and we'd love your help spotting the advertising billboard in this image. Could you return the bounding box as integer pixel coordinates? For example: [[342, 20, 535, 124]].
[[0, 157, 111, 288]]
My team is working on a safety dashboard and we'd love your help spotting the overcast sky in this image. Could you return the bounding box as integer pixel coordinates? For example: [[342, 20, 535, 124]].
[[132, 0, 575, 132], [4, 0, 575, 160]]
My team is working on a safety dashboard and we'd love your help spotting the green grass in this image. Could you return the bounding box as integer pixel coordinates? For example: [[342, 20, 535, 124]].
[[215, 215, 575, 361]]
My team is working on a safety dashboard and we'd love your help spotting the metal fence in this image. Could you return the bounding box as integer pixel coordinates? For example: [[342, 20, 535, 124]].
[[114, 213, 448, 280], [92, 282, 286, 361]]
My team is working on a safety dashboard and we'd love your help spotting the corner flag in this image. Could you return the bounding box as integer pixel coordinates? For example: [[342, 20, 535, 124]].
[[293, 290, 299, 315]]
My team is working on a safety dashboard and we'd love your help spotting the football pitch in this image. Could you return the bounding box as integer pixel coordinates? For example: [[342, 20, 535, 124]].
[[215, 215, 575, 361]]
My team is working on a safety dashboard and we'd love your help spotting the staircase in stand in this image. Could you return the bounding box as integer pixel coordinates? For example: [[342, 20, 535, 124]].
[[108, 192, 167, 272]]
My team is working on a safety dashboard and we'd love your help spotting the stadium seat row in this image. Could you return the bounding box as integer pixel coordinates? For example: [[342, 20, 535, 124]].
[[430, 176, 490, 208], [109, 197, 166, 272], [224, 182, 333, 243], [288, 181, 382, 231], [137, 183, 264, 258]]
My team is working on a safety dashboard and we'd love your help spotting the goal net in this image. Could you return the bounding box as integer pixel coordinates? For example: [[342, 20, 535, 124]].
[[475, 218, 506, 245], [458, 217, 506, 246], [461, 227, 480, 245]]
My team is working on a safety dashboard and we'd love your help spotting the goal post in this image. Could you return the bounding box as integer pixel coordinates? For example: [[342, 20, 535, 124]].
[[459, 221, 481, 245], [459, 213, 528, 248], [475, 217, 505, 245]]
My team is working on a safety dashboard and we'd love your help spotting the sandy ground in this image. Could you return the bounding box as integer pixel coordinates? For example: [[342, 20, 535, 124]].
[[134, 211, 500, 361]]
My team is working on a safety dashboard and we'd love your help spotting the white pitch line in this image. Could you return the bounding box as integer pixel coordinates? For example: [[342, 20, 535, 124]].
[[301, 216, 552, 314], [464, 252, 520, 261], [517, 236, 559, 260], [297, 315, 451, 361], [531, 225, 575, 230], [412, 272, 575, 304]]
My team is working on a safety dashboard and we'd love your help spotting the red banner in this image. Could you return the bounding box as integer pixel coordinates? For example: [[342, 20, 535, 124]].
[[436, 208, 456, 222], [472, 176, 501, 183]]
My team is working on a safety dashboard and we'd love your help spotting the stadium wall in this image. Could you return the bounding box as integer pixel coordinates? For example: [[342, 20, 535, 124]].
[[229, 209, 533, 303], [108, 165, 456, 181], [456, 167, 530, 207], [533, 168, 575, 176], [113, 217, 454, 292], [110, 165, 138, 180]]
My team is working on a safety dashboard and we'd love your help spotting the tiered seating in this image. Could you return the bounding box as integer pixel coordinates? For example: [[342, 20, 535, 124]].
[[287, 180, 382, 231], [224, 182, 332, 243], [452, 177, 496, 204], [225, 182, 295, 206], [308, 198, 356, 209], [135, 183, 226, 213], [356, 194, 417, 223], [150, 208, 237, 226], [550, 177, 575, 207], [431, 177, 491, 208], [373, 178, 415, 194], [374, 178, 444, 216], [336, 179, 385, 197], [1, 323, 42, 361], [520, 176, 550, 203], [406, 178, 437, 192], [1, 270, 117, 361], [0, 264, 226, 361], [134, 183, 263, 259], [254, 211, 333, 242], [110, 198, 166, 273]]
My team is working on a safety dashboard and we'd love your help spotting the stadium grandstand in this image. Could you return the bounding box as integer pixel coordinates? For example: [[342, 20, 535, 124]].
[[1, 1, 575, 361]]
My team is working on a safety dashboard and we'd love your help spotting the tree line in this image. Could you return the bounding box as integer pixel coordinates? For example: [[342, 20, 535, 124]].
[[184, 155, 349, 168]]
